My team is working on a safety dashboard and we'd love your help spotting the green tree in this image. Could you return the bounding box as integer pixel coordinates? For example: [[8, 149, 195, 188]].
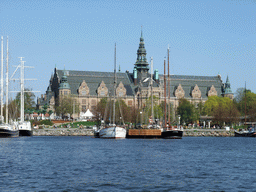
[[55, 96, 73, 119], [203, 96, 220, 116], [177, 98, 198, 125], [15, 88, 36, 110]]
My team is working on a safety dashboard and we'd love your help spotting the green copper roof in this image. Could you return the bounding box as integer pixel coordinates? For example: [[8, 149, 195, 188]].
[[224, 76, 233, 94], [134, 28, 149, 71], [59, 69, 70, 89]]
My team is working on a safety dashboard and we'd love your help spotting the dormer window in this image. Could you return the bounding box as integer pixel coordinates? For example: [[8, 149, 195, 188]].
[[82, 90, 86, 96], [100, 91, 105, 96]]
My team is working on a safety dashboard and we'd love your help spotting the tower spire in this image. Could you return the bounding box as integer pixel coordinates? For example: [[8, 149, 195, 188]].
[[134, 27, 149, 73]]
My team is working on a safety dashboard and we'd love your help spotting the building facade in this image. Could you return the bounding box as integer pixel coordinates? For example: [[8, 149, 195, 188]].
[[37, 30, 233, 119]]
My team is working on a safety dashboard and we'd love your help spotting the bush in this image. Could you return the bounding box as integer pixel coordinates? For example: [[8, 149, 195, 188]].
[[31, 120, 53, 126]]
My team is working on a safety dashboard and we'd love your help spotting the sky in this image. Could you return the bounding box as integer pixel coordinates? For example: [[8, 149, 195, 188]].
[[0, 0, 256, 99]]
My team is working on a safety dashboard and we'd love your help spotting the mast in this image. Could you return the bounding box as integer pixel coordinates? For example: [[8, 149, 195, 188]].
[[150, 57, 154, 122], [1, 36, 3, 122], [19, 57, 25, 122], [167, 45, 170, 125], [113, 43, 116, 125], [5, 37, 9, 123], [164, 59, 166, 128], [245, 81, 247, 128]]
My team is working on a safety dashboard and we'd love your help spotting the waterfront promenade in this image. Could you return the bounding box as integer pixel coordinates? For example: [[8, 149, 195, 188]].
[[33, 128, 234, 137]]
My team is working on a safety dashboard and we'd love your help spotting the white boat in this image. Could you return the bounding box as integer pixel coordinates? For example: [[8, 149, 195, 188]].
[[99, 124, 126, 139], [0, 123, 19, 138], [15, 58, 33, 136], [18, 121, 33, 136], [99, 44, 126, 139], [0, 36, 19, 138]]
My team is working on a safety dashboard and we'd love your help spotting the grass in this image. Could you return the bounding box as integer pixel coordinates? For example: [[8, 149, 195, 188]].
[[60, 121, 98, 128]]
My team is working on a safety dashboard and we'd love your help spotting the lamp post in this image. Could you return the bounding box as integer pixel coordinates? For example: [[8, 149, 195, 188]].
[[140, 111, 142, 125], [178, 115, 181, 128]]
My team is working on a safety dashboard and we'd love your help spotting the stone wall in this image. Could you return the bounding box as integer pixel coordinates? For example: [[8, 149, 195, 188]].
[[33, 128, 94, 136]]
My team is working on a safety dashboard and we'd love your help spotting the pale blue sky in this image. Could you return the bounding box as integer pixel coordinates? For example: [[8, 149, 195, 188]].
[[0, 0, 255, 98]]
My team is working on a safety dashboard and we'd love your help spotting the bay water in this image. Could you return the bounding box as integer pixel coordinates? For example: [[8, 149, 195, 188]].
[[0, 136, 256, 191]]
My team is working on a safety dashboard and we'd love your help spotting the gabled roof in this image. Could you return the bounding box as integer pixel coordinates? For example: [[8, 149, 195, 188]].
[[56, 70, 135, 96]]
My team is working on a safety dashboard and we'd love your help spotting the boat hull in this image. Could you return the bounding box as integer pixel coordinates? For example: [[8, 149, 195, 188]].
[[0, 129, 19, 138], [99, 126, 126, 139], [162, 130, 183, 139], [127, 129, 162, 139], [18, 121, 33, 136], [19, 130, 33, 136], [234, 131, 256, 137]]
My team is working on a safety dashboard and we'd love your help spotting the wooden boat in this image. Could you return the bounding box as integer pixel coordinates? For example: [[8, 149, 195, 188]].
[[127, 127, 162, 139]]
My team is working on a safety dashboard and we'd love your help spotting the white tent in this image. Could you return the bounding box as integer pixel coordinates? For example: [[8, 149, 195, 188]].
[[79, 109, 94, 120]]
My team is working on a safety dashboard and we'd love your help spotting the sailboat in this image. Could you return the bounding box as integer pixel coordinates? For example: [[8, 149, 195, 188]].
[[161, 46, 183, 139], [17, 58, 33, 136], [126, 57, 162, 139], [234, 82, 256, 137], [98, 44, 126, 139], [0, 36, 19, 138]]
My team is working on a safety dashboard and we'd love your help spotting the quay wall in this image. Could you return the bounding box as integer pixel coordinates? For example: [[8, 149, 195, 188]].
[[33, 128, 94, 136], [183, 129, 234, 137], [33, 128, 234, 137]]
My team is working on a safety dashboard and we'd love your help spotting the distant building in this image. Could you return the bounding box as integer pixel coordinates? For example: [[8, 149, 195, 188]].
[[37, 29, 233, 118]]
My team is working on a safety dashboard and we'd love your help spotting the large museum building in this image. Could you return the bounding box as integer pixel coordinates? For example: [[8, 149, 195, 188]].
[[37, 31, 233, 118]]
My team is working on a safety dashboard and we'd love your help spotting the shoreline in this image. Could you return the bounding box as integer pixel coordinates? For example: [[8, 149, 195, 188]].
[[33, 128, 234, 137]]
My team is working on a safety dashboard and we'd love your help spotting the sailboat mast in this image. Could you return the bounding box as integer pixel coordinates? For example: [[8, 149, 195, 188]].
[[245, 81, 247, 128], [19, 57, 25, 122], [6, 37, 9, 124], [150, 57, 154, 122], [1, 36, 3, 122], [113, 43, 116, 125], [164, 59, 166, 128], [167, 45, 170, 125]]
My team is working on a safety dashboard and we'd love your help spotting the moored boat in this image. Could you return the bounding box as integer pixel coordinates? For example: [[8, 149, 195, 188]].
[[0, 123, 19, 138], [18, 121, 33, 136], [99, 44, 127, 139], [99, 124, 126, 139], [234, 127, 256, 137], [161, 126, 183, 139]]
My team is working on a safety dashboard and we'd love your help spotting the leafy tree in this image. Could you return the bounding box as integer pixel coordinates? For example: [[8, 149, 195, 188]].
[[203, 96, 220, 116], [177, 98, 198, 125], [55, 96, 73, 119], [235, 89, 256, 122], [15, 88, 36, 110]]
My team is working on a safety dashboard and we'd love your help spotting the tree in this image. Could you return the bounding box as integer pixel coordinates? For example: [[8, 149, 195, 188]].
[[205, 96, 240, 127], [15, 88, 36, 110], [203, 96, 220, 116], [235, 89, 256, 122], [55, 96, 73, 119], [177, 98, 198, 125]]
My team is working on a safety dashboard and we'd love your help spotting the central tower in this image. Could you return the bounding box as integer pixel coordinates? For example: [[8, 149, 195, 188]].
[[134, 28, 149, 83]]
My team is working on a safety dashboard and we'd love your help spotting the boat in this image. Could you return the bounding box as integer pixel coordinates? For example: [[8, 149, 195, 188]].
[[16, 58, 33, 136], [0, 123, 19, 138], [234, 127, 256, 137], [127, 57, 162, 139], [233, 82, 255, 137], [0, 36, 19, 138], [161, 46, 183, 139], [98, 44, 126, 139], [161, 126, 183, 139]]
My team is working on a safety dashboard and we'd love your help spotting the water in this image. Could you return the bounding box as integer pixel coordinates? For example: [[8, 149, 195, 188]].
[[1, 136, 256, 191]]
